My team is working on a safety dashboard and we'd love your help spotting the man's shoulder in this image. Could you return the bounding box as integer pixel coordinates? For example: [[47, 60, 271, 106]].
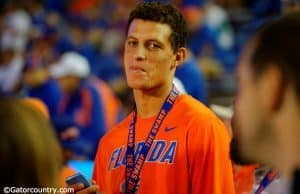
[[175, 94, 216, 121], [176, 95, 229, 141]]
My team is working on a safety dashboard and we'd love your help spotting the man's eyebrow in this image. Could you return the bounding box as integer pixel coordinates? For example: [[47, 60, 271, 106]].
[[146, 39, 161, 43], [126, 35, 137, 40]]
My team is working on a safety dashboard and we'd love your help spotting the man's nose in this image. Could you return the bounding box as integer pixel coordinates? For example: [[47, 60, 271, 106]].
[[135, 45, 146, 61]]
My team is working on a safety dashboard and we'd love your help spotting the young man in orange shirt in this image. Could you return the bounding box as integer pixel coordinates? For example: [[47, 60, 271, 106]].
[[75, 2, 235, 194]]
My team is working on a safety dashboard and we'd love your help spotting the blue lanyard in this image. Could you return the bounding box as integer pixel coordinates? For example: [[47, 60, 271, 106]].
[[255, 169, 278, 194], [125, 86, 179, 193]]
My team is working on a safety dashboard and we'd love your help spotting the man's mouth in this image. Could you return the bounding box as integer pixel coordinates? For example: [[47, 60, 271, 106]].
[[130, 66, 146, 73]]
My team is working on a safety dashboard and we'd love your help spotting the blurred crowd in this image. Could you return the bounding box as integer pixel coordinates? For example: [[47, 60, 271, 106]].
[[0, 0, 299, 192]]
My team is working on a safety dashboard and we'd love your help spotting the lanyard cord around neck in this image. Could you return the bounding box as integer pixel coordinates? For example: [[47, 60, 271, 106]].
[[125, 85, 179, 194], [254, 169, 278, 194]]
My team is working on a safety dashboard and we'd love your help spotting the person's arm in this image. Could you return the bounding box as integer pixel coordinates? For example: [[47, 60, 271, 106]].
[[187, 116, 235, 194]]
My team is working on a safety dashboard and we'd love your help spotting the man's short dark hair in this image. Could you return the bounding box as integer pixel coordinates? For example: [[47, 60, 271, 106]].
[[250, 11, 300, 99], [126, 2, 188, 52]]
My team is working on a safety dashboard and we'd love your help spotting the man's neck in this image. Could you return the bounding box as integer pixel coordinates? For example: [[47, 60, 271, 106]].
[[275, 128, 300, 180], [133, 84, 173, 118], [275, 146, 300, 181], [273, 91, 300, 179]]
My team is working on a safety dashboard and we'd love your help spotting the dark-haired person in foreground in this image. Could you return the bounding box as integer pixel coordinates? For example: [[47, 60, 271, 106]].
[[0, 98, 62, 189], [233, 11, 300, 194], [76, 2, 235, 194]]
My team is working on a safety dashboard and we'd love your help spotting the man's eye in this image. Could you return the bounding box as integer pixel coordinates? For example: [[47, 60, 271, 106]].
[[127, 40, 137, 47], [147, 42, 161, 50]]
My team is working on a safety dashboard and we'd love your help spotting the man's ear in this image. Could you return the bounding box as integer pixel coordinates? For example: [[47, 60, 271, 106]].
[[172, 47, 187, 68], [259, 65, 284, 113]]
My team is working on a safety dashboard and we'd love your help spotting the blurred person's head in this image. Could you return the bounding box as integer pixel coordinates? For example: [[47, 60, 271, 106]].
[[69, 23, 86, 47], [234, 11, 300, 177], [1, 2, 31, 53], [181, 5, 204, 32], [0, 97, 62, 187], [124, 2, 188, 90], [22, 67, 50, 88], [50, 52, 90, 94], [22, 37, 58, 88]]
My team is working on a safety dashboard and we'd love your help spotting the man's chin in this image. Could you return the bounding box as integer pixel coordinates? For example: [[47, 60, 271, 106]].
[[230, 138, 255, 165], [127, 82, 146, 90]]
